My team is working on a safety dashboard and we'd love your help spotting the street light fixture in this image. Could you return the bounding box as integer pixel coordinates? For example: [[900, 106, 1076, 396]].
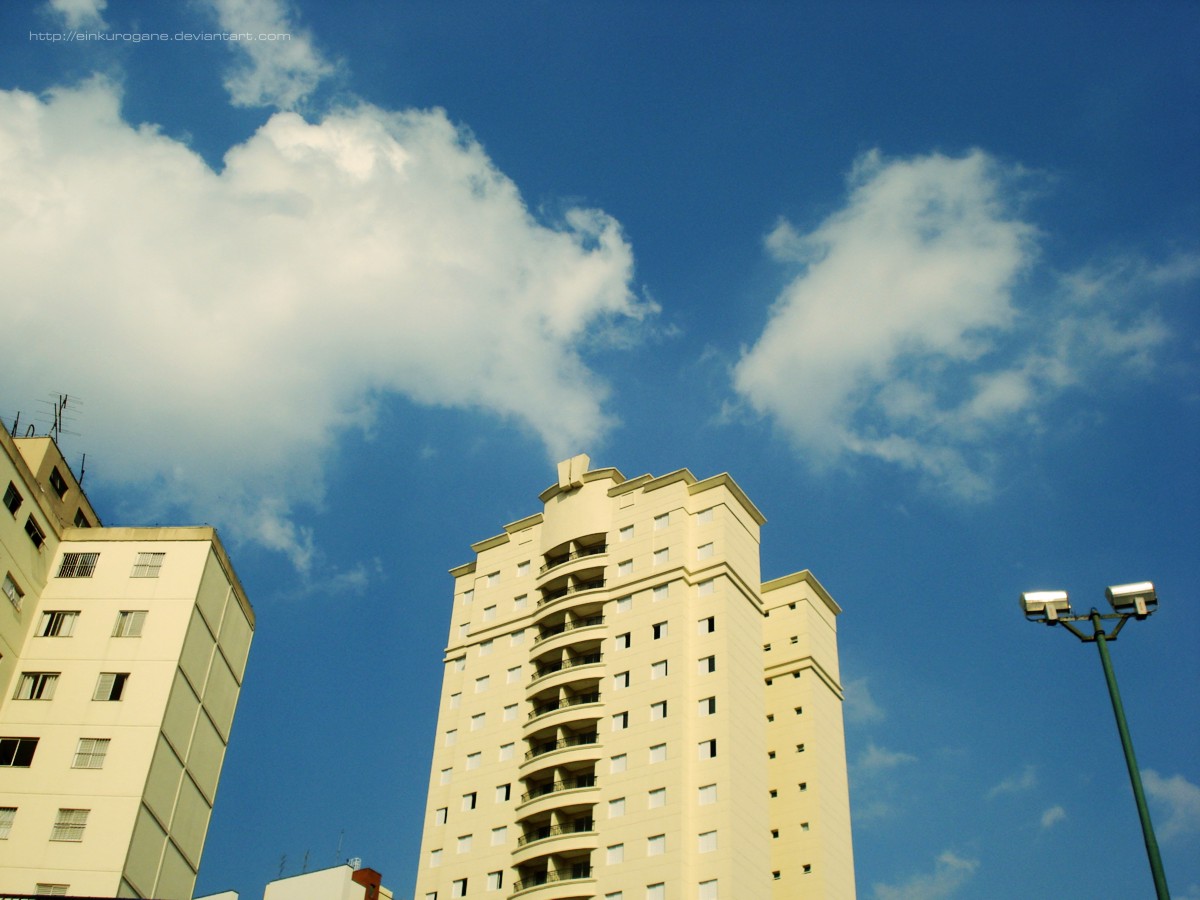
[[1019, 582, 1169, 900]]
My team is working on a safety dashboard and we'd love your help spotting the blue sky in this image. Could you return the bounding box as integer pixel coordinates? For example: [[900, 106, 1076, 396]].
[[2, 1, 1198, 897]]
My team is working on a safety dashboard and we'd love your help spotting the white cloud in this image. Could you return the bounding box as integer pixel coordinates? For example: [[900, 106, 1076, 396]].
[[873, 851, 979, 900], [987, 764, 1038, 798], [0, 78, 652, 569], [733, 149, 1177, 498], [844, 676, 886, 724], [206, 0, 336, 110], [1040, 805, 1066, 829], [856, 742, 917, 776], [46, 0, 107, 30], [1144, 770, 1200, 841]]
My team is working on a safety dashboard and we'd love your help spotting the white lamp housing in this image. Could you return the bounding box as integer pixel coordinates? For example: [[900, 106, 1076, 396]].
[[1106, 581, 1157, 618], [1021, 590, 1071, 623]]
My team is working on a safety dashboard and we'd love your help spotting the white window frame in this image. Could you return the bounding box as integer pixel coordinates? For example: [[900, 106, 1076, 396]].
[[130, 552, 165, 578], [37, 611, 78, 637], [72, 738, 110, 769], [50, 808, 89, 842], [113, 610, 147, 637], [56, 552, 98, 578], [15, 672, 58, 700]]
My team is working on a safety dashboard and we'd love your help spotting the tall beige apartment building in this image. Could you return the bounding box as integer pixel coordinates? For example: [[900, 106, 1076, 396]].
[[0, 426, 254, 899], [414, 455, 854, 900]]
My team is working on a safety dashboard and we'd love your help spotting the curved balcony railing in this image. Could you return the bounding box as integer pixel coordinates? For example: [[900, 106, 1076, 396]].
[[540, 545, 607, 575], [531, 653, 602, 683], [525, 732, 599, 761], [528, 693, 601, 721], [533, 615, 604, 645], [513, 867, 594, 894], [519, 775, 597, 805], [538, 579, 605, 606], [517, 819, 596, 847]]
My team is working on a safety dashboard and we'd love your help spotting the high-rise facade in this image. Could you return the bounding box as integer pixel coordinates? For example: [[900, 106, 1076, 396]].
[[0, 427, 255, 899], [414, 455, 854, 899]]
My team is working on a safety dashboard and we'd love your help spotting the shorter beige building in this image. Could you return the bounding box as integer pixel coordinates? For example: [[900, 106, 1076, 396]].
[[195, 862, 394, 900], [0, 428, 254, 899]]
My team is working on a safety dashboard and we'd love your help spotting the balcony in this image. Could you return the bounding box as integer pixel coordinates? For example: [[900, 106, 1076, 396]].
[[534, 615, 604, 645], [520, 774, 596, 805], [529, 692, 601, 721], [517, 818, 595, 847], [540, 545, 606, 575], [512, 866, 594, 895], [538, 578, 605, 606], [525, 733, 598, 761]]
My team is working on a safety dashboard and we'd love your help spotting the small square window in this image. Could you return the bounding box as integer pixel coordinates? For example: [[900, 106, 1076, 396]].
[[514, 594, 528, 609], [483, 605, 497, 621], [699, 738, 717, 759], [466, 752, 481, 770], [486, 571, 499, 587], [647, 834, 666, 856], [503, 703, 518, 721], [608, 797, 626, 817], [113, 610, 147, 637], [772, 871, 781, 881], [698, 696, 716, 716], [510, 629, 524, 646], [462, 792, 477, 811], [491, 825, 507, 845], [130, 552, 164, 578], [471, 713, 485, 731], [57, 552, 98, 578], [462, 589, 474, 605], [651, 660, 668, 679], [93, 673, 128, 701], [771, 828, 779, 838], [479, 639, 493, 656], [698, 830, 717, 853], [768, 750, 776, 759], [647, 886, 665, 900], [3, 572, 23, 610], [619, 524, 634, 541], [48, 467, 68, 498], [38, 611, 78, 637], [435, 807, 448, 825], [449, 692, 461, 709], [654, 512, 670, 530], [487, 871, 503, 891], [616, 595, 632, 612], [795, 707, 803, 715], [653, 548, 669, 565], [803, 865, 812, 874], [3, 482, 22, 515], [444, 729, 457, 746], [616, 632, 631, 650], [650, 700, 667, 720], [698, 616, 715, 633], [607, 843, 625, 864], [799, 782, 808, 792], [495, 784, 511, 803], [697, 507, 714, 523], [73, 509, 90, 527], [699, 880, 718, 900], [698, 579, 715, 596], [652, 584, 668, 602], [652, 621, 668, 640], [499, 742, 514, 761], [440, 768, 452, 784], [769, 789, 778, 798], [699, 655, 716, 673], [50, 808, 89, 842], [796, 743, 805, 753], [648, 787, 666, 808], [801, 822, 810, 831], [614, 671, 630, 689], [613, 712, 629, 731], [517, 561, 530, 577], [452, 878, 468, 899], [697, 542, 714, 559], [618, 559, 633, 576], [698, 783, 717, 805], [649, 743, 667, 763], [457, 834, 472, 854], [475, 676, 490, 693], [507, 666, 521, 684], [459, 623, 470, 638], [610, 753, 627, 773], [16, 672, 58, 700], [24, 516, 46, 548], [453, 657, 466, 672]]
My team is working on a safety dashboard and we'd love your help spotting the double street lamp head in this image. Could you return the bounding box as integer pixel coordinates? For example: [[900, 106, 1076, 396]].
[[1019, 582, 1158, 624]]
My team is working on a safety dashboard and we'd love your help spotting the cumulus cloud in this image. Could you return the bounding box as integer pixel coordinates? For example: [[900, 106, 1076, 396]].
[[0, 78, 651, 569], [1040, 805, 1066, 829], [47, 0, 107, 30], [733, 149, 1177, 498], [206, 0, 336, 109], [1144, 770, 1200, 840], [987, 764, 1038, 798], [873, 851, 979, 900], [844, 676, 886, 725]]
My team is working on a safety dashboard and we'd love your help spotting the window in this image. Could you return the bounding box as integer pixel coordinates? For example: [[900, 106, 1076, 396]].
[[653, 548, 668, 565], [616, 632, 630, 650], [699, 880, 718, 900], [769, 789, 778, 798], [452, 879, 467, 899], [650, 700, 667, 720], [614, 671, 630, 689], [72, 738, 110, 769], [24, 516, 45, 548], [791, 635, 799, 644], [647, 887, 665, 900], [610, 754, 627, 773], [697, 507, 714, 523], [652, 584, 668, 602], [462, 589, 474, 605], [4, 482, 22, 515], [612, 712, 628, 731], [479, 639, 493, 656], [607, 844, 624, 864], [449, 692, 461, 709], [2, 573, 22, 610], [697, 542, 714, 559], [503, 703, 518, 721], [648, 787, 666, 808], [616, 595, 632, 613], [48, 466, 68, 498], [517, 561, 530, 577], [50, 808, 89, 841], [698, 783, 717, 805], [16, 673, 58, 700], [606, 894, 624, 900], [93, 673, 129, 701], [618, 559, 633, 576], [771, 829, 779, 838], [772, 872, 781, 881], [435, 807, 448, 825], [491, 825, 507, 845], [445, 729, 457, 746], [457, 834, 472, 853], [506, 666, 521, 684], [608, 797, 625, 818], [647, 834, 665, 856], [799, 782, 807, 792], [483, 605, 497, 621], [649, 743, 666, 763], [801, 822, 810, 831], [803, 865, 812, 875], [498, 743, 514, 761], [35, 886, 69, 897], [651, 660, 667, 679], [57, 552, 98, 578], [131, 552, 164, 578], [440, 768, 452, 784], [652, 621, 667, 640], [699, 655, 716, 673], [698, 616, 715, 633], [794, 706, 803, 715], [619, 524, 633, 541], [466, 752, 481, 770], [698, 579, 715, 596], [459, 623, 469, 638], [796, 743, 806, 753], [510, 629, 525, 646], [764, 643, 772, 652], [495, 784, 511, 803], [73, 509, 90, 527], [766, 713, 775, 722], [38, 611, 78, 637], [514, 594, 528, 610], [654, 512, 669, 530], [475, 676, 489, 693], [487, 871, 503, 891], [453, 657, 466, 672], [0, 807, 14, 840], [113, 610, 147, 637], [698, 831, 717, 853], [462, 792, 477, 811], [486, 571, 499, 587], [699, 738, 717, 759], [429, 849, 443, 867], [698, 696, 716, 716], [0, 737, 39, 767], [471, 713, 485, 731]]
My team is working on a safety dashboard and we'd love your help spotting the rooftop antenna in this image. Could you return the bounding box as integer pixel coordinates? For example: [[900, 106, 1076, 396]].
[[9, 411, 18, 437], [278, 854, 286, 878], [335, 829, 344, 863], [302, 849, 309, 873]]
